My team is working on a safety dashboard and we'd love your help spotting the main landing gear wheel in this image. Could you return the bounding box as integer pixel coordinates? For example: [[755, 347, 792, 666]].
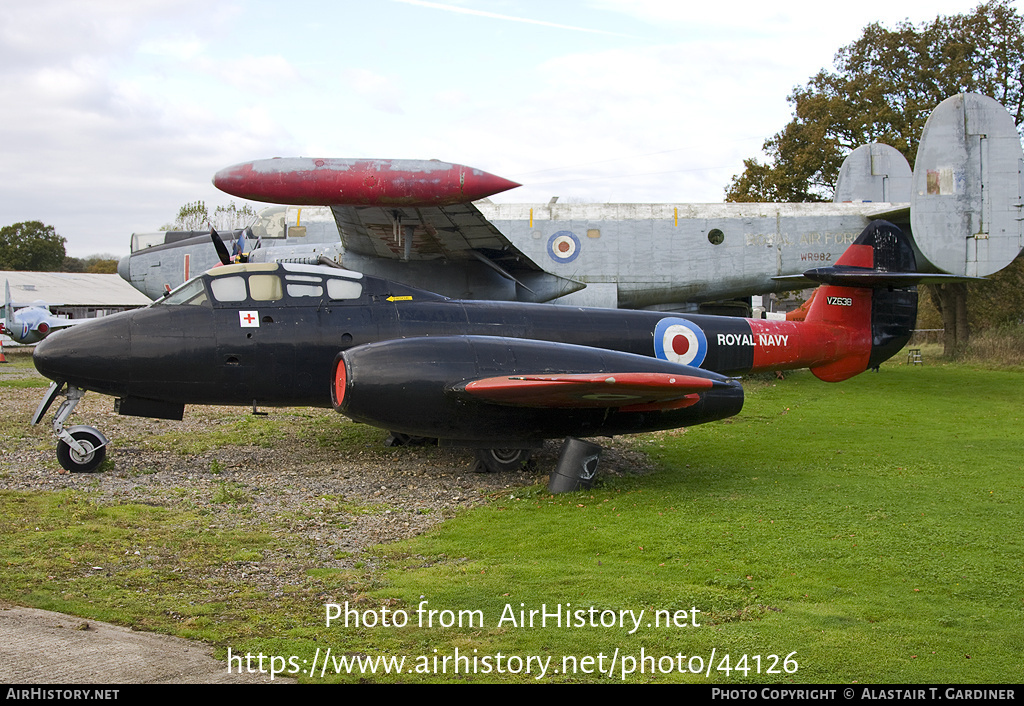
[[473, 448, 532, 473], [56, 428, 106, 473], [384, 432, 434, 447]]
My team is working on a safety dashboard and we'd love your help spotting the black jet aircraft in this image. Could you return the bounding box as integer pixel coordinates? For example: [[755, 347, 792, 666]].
[[30, 221, 944, 481]]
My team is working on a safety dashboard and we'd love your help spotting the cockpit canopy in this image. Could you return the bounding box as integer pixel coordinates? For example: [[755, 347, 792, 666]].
[[155, 262, 365, 308]]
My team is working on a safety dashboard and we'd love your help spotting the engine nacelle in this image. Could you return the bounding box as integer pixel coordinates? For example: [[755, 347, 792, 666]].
[[332, 335, 743, 444]]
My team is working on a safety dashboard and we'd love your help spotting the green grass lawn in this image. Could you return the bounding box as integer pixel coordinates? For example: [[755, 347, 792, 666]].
[[2, 358, 1021, 683], [352, 363, 1023, 683]]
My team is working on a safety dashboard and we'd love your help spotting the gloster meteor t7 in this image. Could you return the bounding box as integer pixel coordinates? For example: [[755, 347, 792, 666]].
[[31, 218, 948, 481]]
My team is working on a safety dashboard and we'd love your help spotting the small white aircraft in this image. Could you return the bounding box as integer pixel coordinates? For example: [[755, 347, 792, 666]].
[[1, 280, 76, 344]]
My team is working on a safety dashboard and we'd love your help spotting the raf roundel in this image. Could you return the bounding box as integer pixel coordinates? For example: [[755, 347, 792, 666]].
[[547, 231, 581, 263], [653, 317, 708, 367]]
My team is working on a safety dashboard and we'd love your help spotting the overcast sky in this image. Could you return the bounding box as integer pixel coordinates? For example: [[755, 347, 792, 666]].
[[0, 0, 1007, 257]]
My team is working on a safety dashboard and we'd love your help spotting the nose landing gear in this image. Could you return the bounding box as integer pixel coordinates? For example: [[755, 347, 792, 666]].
[[32, 382, 109, 473]]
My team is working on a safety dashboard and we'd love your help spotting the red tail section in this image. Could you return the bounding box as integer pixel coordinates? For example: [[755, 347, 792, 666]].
[[745, 221, 916, 382], [747, 286, 872, 382]]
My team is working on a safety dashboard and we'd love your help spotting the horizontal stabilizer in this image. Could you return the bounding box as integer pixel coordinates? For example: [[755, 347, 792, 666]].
[[773, 219, 984, 289], [865, 204, 910, 221], [775, 267, 985, 288]]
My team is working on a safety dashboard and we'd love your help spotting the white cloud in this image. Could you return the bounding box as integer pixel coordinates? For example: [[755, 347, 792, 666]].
[[200, 54, 303, 91], [341, 68, 407, 115], [405, 37, 797, 203], [138, 37, 206, 61], [0, 1, 301, 255]]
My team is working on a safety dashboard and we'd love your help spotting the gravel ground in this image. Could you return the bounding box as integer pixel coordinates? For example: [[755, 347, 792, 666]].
[[0, 349, 654, 582]]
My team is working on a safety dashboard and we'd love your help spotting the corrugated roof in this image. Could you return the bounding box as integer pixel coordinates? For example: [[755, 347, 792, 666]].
[[2, 272, 153, 307]]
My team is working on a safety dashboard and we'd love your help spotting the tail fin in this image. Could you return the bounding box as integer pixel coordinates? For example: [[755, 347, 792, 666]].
[[831, 95, 1023, 279], [755, 221, 920, 381], [3, 281, 13, 332], [801, 221, 918, 380], [833, 143, 912, 204], [911, 93, 1024, 277]]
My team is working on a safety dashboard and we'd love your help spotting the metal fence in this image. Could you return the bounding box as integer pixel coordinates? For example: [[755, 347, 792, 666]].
[[909, 329, 944, 345]]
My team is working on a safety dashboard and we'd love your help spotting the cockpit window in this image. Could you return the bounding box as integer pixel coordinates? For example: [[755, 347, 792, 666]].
[[158, 279, 209, 306], [250, 206, 287, 239], [210, 276, 247, 302], [249, 274, 283, 301], [209, 274, 284, 302], [284, 274, 323, 299]]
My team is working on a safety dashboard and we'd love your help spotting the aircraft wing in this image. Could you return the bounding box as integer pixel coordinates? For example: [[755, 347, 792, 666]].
[[865, 204, 910, 222], [331, 201, 544, 270], [47, 318, 78, 331]]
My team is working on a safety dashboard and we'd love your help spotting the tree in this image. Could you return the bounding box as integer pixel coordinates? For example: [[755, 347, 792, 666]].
[[85, 258, 119, 274], [727, 1, 1024, 203], [966, 251, 1024, 329], [725, 1, 1024, 355], [164, 200, 258, 232], [0, 221, 67, 271], [171, 201, 211, 231], [212, 202, 258, 230]]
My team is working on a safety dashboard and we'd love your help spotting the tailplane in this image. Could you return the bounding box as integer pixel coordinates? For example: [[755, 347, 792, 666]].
[[831, 95, 1023, 279]]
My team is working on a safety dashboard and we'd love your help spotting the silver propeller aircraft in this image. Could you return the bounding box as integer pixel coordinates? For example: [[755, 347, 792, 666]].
[[118, 94, 1024, 309]]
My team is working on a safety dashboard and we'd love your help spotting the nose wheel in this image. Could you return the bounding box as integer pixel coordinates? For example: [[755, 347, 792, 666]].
[[32, 382, 110, 473], [56, 427, 107, 472]]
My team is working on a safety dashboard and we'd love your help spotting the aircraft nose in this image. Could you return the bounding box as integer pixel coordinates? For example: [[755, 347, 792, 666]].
[[459, 168, 521, 202], [117, 254, 131, 283], [33, 314, 131, 397]]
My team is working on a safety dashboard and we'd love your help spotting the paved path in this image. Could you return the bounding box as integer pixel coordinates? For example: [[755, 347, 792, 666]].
[[0, 604, 291, 684]]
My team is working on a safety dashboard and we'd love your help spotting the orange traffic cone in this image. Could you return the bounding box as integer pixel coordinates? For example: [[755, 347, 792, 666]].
[[0, 338, 6, 363]]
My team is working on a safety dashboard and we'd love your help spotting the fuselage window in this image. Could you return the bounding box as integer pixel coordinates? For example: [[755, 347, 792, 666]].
[[287, 283, 324, 298], [327, 278, 363, 300], [249, 274, 284, 301], [210, 276, 248, 302]]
